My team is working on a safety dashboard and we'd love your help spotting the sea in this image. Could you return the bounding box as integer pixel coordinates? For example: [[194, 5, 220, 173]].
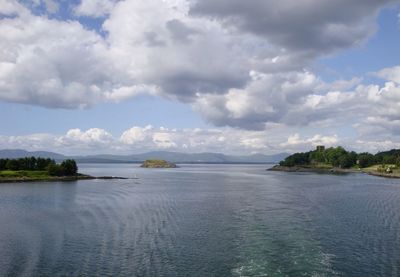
[[0, 163, 400, 276]]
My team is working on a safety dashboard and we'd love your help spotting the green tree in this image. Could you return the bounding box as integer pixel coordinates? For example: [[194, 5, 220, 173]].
[[309, 150, 325, 164], [6, 159, 19, 170], [0, 159, 8, 170], [396, 156, 400, 168], [46, 163, 64, 176], [357, 153, 375, 168], [61, 160, 78, 176], [280, 152, 310, 166], [338, 154, 355, 168], [325, 146, 348, 166]]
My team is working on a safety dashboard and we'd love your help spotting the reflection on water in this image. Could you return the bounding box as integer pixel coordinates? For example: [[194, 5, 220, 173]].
[[0, 164, 400, 276]]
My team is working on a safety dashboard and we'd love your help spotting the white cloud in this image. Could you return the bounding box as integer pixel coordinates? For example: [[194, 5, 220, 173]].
[[52, 128, 115, 152], [280, 133, 339, 151], [0, 0, 26, 15], [43, 0, 59, 13], [74, 0, 116, 17], [1, 0, 400, 147], [0, 126, 283, 155], [152, 132, 177, 148], [63, 128, 114, 144], [374, 66, 400, 84], [120, 125, 153, 144], [2, 123, 400, 155]]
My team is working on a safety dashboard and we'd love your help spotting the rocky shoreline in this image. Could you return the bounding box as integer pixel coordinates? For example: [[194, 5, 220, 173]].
[[268, 165, 360, 174], [268, 165, 400, 179]]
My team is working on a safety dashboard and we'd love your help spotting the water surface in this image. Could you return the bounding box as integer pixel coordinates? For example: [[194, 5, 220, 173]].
[[1, 164, 400, 276]]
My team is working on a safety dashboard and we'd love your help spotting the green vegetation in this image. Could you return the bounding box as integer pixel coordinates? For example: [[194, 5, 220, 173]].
[[0, 157, 129, 182], [141, 159, 177, 168], [277, 146, 400, 177], [279, 146, 360, 169], [0, 157, 78, 181], [0, 170, 50, 179]]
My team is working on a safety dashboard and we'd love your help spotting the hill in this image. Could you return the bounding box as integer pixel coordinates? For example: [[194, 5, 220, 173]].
[[0, 149, 66, 160], [73, 151, 288, 163], [0, 149, 288, 164]]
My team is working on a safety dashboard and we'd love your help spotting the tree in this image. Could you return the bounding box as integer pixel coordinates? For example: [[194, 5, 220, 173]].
[[357, 153, 375, 168], [37, 158, 54, 170], [338, 154, 354, 168], [61, 160, 78, 176], [0, 159, 8, 170], [309, 150, 325, 164], [280, 152, 310, 166], [396, 156, 400, 168], [46, 163, 64, 176], [325, 147, 348, 166], [6, 159, 19, 170]]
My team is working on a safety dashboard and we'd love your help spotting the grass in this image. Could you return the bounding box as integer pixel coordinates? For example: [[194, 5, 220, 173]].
[[0, 170, 50, 178], [0, 170, 92, 183], [361, 164, 400, 178]]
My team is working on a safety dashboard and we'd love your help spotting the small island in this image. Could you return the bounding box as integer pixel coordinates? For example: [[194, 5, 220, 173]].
[[140, 159, 178, 168], [0, 157, 127, 183], [269, 146, 400, 178]]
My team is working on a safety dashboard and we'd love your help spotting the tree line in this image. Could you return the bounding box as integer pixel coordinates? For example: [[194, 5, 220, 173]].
[[279, 146, 400, 169], [0, 157, 78, 176]]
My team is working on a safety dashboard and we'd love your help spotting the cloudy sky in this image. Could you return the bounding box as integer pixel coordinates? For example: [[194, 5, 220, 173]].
[[0, 0, 400, 155]]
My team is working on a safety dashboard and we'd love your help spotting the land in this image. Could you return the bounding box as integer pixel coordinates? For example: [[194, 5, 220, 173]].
[[269, 165, 360, 174], [0, 170, 128, 183], [140, 159, 178, 168], [271, 146, 400, 179], [268, 164, 400, 179], [361, 165, 400, 178]]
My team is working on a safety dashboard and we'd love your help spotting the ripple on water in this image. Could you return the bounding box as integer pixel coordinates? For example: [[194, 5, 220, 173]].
[[1, 164, 400, 276]]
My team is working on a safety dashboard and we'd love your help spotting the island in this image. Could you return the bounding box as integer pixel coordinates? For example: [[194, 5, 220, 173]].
[[140, 159, 178, 168], [0, 157, 127, 183], [269, 146, 400, 178]]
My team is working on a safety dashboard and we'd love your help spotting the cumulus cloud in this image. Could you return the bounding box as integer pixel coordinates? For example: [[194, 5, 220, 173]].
[[2, 124, 400, 155], [74, 0, 116, 17], [0, 126, 282, 155], [0, 0, 400, 143], [190, 0, 393, 56], [194, 70, 322, 129], [280, 133, 339, 152], [374, 66, 400, 84]]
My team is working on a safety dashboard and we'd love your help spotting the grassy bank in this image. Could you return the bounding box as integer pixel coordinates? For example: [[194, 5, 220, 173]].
[[0, 170, 94, 183], [361, 165, 400, 178]]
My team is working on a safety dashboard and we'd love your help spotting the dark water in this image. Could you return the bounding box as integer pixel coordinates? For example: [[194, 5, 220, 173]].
[[1, 164, 400, 276]]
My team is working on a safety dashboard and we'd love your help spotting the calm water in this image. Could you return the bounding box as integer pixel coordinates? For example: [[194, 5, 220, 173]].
[[1, 164, 400, 276]]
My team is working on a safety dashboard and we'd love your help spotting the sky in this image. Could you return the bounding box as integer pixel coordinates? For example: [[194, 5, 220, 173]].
[[0, 0, 400, 155]]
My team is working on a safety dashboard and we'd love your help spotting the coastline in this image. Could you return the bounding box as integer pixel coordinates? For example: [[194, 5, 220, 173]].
[[268, 165, 360, 174], [268, 165, 400, 179], [0, 174, 129, 183]]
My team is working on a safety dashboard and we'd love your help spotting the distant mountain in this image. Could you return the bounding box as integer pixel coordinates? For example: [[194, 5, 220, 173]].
[[0, 149, 289, 164], [74, 151, 289, 164], [0, 149, 66, 160]]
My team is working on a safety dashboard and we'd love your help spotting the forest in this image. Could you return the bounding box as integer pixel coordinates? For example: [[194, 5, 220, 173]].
[[279, 147, 400, 169], [0, 157, 78, 176]]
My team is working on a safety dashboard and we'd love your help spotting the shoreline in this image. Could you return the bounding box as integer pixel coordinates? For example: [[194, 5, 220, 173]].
[[0, 174, 130, 183], [268, 165, 400, 179], [268, 165, 360, 174]]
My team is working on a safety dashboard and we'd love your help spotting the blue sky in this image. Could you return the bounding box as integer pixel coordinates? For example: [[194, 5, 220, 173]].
[[318, 7, 400, 83], [0, 0, 400, 155]]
